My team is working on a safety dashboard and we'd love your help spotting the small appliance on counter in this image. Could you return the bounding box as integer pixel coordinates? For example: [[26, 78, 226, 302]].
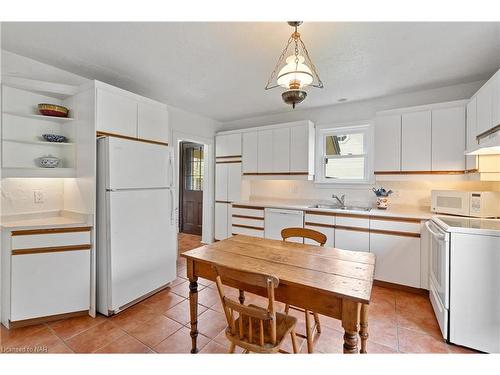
[[431, 190, 500, 218]]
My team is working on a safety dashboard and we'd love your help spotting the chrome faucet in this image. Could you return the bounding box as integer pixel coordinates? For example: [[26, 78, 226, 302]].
[[332, 194, 346, 207]]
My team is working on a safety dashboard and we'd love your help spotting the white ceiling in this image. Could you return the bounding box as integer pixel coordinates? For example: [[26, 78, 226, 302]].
[[2, 22, 500, 122]]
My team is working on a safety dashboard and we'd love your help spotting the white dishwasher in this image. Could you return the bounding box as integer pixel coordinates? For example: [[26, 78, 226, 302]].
[[264, 208, 304, 243]]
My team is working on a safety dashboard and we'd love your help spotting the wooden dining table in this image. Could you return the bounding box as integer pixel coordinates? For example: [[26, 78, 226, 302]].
[[181, 235, 376, 354]]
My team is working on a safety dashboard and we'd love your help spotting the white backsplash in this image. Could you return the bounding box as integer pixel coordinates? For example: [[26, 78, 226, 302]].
[[1, 178, 65, 216], [248, 179, 500, 208]]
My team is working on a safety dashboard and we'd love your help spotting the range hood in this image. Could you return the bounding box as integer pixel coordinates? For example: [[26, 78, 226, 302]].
[[466, 127, 500, 155]]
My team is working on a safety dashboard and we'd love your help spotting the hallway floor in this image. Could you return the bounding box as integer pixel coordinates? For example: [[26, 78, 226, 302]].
[[0, 233, 477, 354]]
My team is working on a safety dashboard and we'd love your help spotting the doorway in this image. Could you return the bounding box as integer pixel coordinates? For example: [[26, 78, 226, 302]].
[[179, 141, 204, 235]]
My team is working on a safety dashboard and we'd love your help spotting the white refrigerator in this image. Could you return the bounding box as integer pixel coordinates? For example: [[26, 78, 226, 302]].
[[96, 137, 177, 316]]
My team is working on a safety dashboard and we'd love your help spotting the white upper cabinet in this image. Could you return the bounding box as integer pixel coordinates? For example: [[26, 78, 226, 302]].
[[272, 127, 290, 173], [401, 110, 432, 171], [137, 102, 169, 144], [431, 106, 465, 171], [242, 131, 258, 174], [492, 72, 500, 131], [257, 129, 273, 173], [215, 163, 228, 201], [290, 125, 309, 173], [95, 82, 170, 143], [216, 133, 242, 157], [238, 121, 314, 177], [215, 162, 241, 202], [227, 163, 242, 202], [466, 98, 478, 170], [374, 114, 401, 172], [476, 80, 493, 137], [96, 88, 138, 137]]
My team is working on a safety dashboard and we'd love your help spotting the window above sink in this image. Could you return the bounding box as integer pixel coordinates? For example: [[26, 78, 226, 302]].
[[315, 122, 374, 184]]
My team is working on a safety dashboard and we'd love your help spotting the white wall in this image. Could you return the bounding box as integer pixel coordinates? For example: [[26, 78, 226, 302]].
[[219, 80, 485, 131], [220, 79, 500, 208], [1, 51, 218, 217], [168, 105, 218, 139], [1, 50, 88, 86], [1, 178, 65, 215]]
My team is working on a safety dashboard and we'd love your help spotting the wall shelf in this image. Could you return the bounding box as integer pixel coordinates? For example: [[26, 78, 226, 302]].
[[3, 111, 74, 122], [2, 167, 76, 178], [3, 139, 75, 146]]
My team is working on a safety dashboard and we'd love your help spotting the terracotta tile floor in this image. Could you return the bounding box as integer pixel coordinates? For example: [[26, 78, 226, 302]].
[[0, 233, 479, 354]]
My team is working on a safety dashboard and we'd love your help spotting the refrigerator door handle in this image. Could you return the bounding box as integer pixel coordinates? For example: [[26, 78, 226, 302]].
[[168, 154, 174, 188], [169, 188, 174, 225]]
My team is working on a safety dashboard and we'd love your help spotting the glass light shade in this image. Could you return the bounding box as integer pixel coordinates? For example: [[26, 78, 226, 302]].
[[277, 55, 313, 89]]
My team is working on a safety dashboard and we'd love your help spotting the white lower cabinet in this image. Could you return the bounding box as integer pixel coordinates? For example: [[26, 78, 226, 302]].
[[370, 233, 421, 288], [2, 227, 93, 327], [334, 215, 370, 252], [335, 229, 370, 252], [11, 250, 91, 321]]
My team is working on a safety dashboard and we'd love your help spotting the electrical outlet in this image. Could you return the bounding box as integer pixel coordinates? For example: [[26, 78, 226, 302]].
[[34, 190, 44, 204]]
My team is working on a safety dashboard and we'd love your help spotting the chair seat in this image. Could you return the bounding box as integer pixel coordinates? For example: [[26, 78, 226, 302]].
[[225, 304, 297, 353]]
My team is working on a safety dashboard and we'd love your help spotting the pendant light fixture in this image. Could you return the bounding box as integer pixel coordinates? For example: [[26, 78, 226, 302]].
[[265, 21, 324, 108]]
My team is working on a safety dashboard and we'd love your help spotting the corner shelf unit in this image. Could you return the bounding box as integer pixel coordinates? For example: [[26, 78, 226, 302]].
[[1, 78, 80, 178]]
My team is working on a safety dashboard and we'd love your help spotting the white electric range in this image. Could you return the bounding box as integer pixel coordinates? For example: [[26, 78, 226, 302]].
[[425, 215, 500, 353]]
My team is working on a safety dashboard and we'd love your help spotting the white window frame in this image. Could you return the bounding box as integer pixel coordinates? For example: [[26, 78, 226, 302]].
[[315, 122, 374, 184]]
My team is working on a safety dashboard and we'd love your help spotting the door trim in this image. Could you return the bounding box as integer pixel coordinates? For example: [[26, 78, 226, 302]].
[[172, 130, 214, 245]]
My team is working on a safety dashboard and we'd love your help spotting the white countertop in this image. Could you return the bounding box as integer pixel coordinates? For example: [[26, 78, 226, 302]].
[[1, 210, 91, 231], [233, 199, 433, 220]]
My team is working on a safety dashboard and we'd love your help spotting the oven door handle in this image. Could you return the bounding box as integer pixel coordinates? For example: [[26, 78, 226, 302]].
[[425, 220, 446, 240]]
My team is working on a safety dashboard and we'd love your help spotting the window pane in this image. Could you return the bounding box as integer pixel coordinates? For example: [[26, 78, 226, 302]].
[[183, 144, 204, 191], [325, 133, 364, 156], [325, 157, 365, 180]]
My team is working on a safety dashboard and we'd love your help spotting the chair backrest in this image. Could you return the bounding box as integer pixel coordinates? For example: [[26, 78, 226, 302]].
[[281, 227, 327, 246], [213, 265, 280, 347]]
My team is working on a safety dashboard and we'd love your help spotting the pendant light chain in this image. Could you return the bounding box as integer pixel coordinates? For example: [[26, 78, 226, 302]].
[[265, 35, 294, 90], [299, 38, 324, 88]]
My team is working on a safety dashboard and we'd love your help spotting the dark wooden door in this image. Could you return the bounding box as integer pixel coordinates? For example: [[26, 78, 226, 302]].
[[179, 142, 204, 235]]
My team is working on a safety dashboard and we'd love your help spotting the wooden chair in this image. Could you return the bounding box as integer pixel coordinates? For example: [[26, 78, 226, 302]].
[[281, 227, 327, 353], [213, 265, 299, 354]]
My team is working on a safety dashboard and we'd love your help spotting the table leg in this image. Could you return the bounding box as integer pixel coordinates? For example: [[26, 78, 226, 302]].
[[359, 304, 369, 354], [342, 300, 361, 354], [189, 278, 199, 353]]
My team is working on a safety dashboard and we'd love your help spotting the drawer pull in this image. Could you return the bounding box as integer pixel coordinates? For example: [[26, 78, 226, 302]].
[[12, 244, 92, 255]]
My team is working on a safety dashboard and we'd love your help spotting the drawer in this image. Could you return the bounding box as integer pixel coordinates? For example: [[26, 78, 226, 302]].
[[232, 206, 265, 218], [232, 216, 264, 229], [11, 227, 92, 250], [232, 226, 264, 238], [335, 214, 369, 229], [370, 217, 422, 234], [305, 213, 335, 226]]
